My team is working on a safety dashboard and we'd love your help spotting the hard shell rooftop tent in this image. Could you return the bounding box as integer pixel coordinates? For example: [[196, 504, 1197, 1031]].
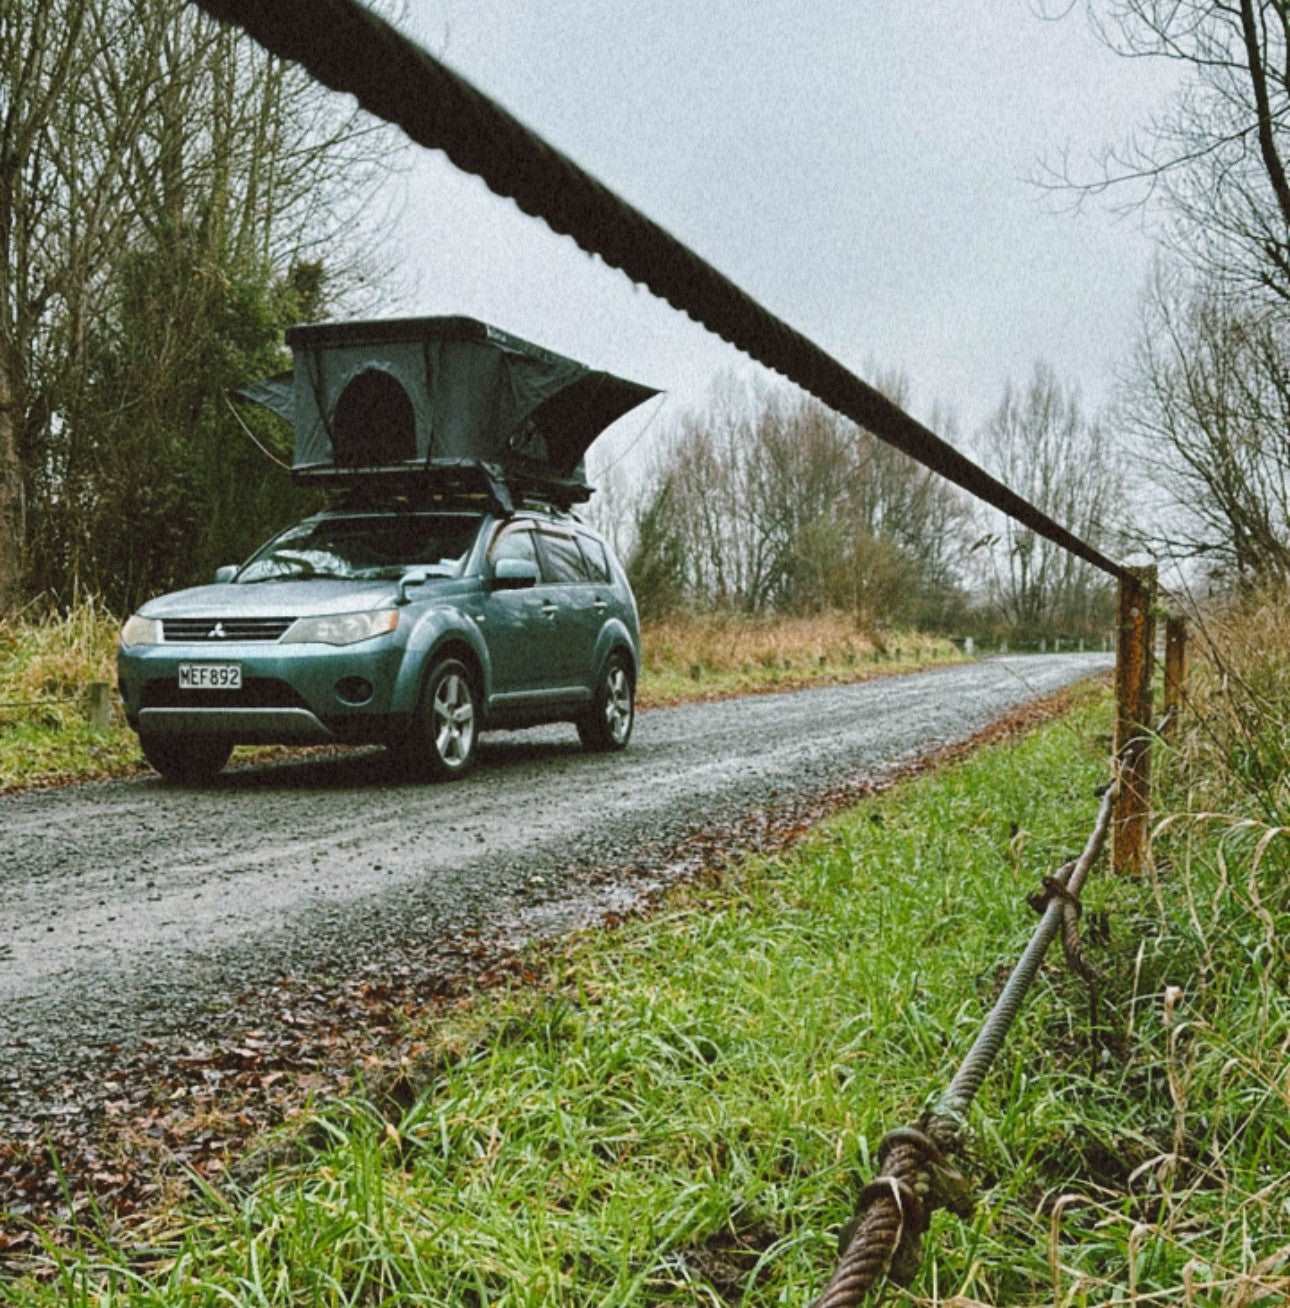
[[235, 316, 659, 510]]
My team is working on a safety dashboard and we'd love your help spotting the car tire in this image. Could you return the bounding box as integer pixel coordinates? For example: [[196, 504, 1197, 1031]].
[[397, 657, 479, 780], [139, 733, 232, 783], [578, 652, 634, 752]]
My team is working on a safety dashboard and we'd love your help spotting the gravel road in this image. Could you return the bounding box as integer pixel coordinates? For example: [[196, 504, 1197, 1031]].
[[1, 654, 1108, 1130]]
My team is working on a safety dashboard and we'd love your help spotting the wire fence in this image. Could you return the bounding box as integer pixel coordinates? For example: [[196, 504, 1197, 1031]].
[[0, 685, 113, 727], [811, 780, 1120, 1305]]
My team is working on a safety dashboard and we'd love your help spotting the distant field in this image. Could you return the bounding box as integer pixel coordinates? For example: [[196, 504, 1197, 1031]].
[[637, 610, 960, 705]]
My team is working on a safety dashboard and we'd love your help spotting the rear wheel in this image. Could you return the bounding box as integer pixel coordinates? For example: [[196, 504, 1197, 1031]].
[[578, 653, 634, 752], [139, 733, 232, 783], [396, 657, 479, 780]]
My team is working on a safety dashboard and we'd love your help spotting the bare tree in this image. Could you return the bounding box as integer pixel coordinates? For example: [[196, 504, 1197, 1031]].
[[1120, 264, 1290, 582], [1043, 2, 1289, 305], [977, 362, 1124, 637], [624, 375, 973, 624], [1037, 5, 1289, 591], [1, 0, 106, 609]]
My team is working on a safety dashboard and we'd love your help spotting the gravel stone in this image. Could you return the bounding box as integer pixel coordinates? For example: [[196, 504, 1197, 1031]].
[[1, 654, 1108, 1131]]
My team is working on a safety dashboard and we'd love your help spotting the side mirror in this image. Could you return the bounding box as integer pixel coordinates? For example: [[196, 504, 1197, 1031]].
[[491, 558, 540, 590], [213, 565, 237, 584], [396, 570, 431, 606]]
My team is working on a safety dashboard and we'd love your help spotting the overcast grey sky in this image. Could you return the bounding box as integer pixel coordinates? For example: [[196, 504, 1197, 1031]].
[[378, 2, 1179, 472]]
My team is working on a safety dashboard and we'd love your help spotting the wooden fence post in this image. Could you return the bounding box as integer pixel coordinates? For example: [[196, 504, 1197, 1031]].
[[1114, 565, 1157, 874], [86, 682, 113, 731], [1163, 615, 1187, 736]]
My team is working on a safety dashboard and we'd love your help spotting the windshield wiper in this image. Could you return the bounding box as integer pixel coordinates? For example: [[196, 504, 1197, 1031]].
[[353, 565, 457, 580], [239, 570, 350, 584]]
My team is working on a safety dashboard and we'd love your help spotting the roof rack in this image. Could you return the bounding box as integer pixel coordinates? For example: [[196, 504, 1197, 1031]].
[[300, 457, 593, 517]]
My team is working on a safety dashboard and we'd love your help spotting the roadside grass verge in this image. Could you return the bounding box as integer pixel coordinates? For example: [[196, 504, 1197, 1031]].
[[8, 673, 1282, 1306], [0, 601, 140, 790], [0, 604, 961, 790], [637, 611, 962, 706]]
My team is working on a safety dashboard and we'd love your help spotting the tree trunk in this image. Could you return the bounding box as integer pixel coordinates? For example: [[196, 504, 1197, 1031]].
[[0, 359, 22, 612]]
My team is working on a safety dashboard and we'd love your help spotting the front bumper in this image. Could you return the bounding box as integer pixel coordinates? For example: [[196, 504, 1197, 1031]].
[[118, 637, 411, 745]]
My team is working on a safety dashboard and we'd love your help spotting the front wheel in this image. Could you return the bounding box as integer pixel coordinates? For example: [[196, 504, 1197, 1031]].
[[578, 654, 634, 752], [396, 657, 479, 780], [139, 733, 232, 783]]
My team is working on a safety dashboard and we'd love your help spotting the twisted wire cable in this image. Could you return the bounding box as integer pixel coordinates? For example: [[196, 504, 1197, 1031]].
[[812, 781, 1119, 1307]]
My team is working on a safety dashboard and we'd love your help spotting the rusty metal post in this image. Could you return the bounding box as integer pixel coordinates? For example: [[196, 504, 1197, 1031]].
[[1163, 615, 1187, 736], [1114, 566, 1157, 874]]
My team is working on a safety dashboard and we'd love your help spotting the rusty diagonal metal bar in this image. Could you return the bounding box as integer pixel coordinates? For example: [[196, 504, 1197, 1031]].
[[193, 0, 1130, 583]]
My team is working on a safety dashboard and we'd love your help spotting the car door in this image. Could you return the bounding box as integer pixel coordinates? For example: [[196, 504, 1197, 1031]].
[[476, 522, 562, 695], [534, 526, 601, 687]]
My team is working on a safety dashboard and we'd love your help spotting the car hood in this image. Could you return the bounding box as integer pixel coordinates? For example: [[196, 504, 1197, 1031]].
[[139, 577, 467, 618]]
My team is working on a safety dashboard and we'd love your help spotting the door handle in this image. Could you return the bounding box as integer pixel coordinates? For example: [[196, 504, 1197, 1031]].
[[593, 599, 608, 612], [541, 602, 558, 619]]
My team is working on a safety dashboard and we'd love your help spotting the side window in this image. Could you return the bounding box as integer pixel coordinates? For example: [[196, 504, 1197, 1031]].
[[536, 530, 588, 584], [490, 524, 538, 568], [576, 532, 611, 584]]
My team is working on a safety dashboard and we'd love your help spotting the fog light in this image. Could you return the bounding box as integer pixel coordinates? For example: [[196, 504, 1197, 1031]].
[[335, 676, 374, 705]]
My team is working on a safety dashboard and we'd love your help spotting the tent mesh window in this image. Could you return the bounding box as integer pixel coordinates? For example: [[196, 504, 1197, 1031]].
[[332, 369, 417, 467]]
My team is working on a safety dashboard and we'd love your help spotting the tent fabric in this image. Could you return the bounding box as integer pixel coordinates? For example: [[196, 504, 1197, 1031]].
[[235, 317, 657, 498], [231, 371, 295, 423]]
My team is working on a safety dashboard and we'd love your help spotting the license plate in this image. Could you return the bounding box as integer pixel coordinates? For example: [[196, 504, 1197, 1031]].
[[178, 663, 242, 690]]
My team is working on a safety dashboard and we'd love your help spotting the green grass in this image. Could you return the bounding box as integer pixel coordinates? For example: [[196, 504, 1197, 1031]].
[[10, 686, 1283, 1305]]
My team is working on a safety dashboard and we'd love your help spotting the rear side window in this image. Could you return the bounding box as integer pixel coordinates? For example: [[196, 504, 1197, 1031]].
[[537, 530, 588, 584], [576, 532, 611, 584], [490, 524, 538, 567]]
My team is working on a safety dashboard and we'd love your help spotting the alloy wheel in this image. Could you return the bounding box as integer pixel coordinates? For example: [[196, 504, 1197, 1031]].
[[433, 671, 476, 767], [605, 664, 633, 744]]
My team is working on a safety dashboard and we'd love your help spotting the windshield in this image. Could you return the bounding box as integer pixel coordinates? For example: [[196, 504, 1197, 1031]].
[[237, 514, 482, 583]]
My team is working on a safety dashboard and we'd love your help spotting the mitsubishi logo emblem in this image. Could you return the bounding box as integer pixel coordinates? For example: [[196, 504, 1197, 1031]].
[[208, 621, 227, 639]]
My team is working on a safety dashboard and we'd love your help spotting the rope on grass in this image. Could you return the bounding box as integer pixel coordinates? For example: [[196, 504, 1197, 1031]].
[[810, 779, 1120, 1307], [813, 1125, 972, 1308]]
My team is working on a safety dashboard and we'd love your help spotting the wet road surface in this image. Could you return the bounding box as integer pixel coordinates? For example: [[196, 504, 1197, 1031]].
[[1, 654, 1108, 1125]]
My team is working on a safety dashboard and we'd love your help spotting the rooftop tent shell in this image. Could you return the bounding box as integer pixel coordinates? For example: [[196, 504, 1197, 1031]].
[[236, 316, 658, 508]]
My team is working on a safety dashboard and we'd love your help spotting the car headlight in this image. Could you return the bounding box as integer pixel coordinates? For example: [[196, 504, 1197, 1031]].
[[120, 614, 163, 646], [280, 609, 399, 646]]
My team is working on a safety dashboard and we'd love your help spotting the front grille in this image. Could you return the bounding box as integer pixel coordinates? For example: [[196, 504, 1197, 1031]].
[[141, 677, 311, 711], [162, 616, 294, 642]]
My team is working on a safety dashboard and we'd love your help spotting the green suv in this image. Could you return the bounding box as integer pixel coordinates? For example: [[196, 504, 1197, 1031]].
[[117, 504, 640, 782]]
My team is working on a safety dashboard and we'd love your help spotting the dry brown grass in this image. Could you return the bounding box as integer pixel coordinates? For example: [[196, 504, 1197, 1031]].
[[0, 600, 139, 788], [0, 598, 119, 712], [0, 601, 963, 787], [1164, 584, 1290, 819], [639, 610, 958, 704]]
